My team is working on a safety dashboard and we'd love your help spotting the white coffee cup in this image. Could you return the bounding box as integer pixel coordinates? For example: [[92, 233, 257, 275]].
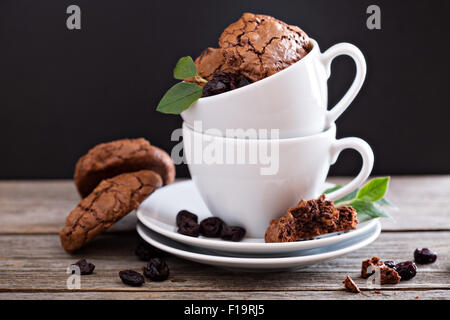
[[181, 39, 366, 139], [183, 122, 374, 237]]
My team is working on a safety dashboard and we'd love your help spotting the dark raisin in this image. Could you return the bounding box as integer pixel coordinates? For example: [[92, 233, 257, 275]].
[[414, 248, 437, 264], [119, 270, 145, 287], [395, 261, 417, 280], [202, 73, 252, 97], [236, 76, 251, 88], [143, 258, 170, 281], [383, 260, 396, 269], [73, 259, 95, 275], [220, 226, 246, 242], [177, 219, 200, 237], [200, 217, 224, 237], [202, 79, 228, 97], [211, 72, 235, 84], [135, 241, 164, 261], [176, 210, 198, 227]]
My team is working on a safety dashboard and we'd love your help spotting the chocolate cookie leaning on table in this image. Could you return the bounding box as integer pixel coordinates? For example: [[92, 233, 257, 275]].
[[60, 170, 162, 253], [74, 138, 175, 198]]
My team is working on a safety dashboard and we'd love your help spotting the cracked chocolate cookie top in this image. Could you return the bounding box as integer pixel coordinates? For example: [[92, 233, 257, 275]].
[[60, 170, 162, 253], [194, 13, 312, 82], [74, 138, 175, 198], [264, 195, 358, 243]]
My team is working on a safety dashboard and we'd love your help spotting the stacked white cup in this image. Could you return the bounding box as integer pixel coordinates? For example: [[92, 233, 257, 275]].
[[181, 39, 373, 237]]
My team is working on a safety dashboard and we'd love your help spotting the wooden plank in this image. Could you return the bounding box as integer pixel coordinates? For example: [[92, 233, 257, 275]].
[[0, 180, 138, 233], [0, 290, 447, 300], [0, 176, 449, 234], [0, 232, 448, 293]]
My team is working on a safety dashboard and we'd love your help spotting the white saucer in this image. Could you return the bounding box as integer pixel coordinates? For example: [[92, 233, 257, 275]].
[[136, 180, 379, 255], [136, 220, 381, 271]]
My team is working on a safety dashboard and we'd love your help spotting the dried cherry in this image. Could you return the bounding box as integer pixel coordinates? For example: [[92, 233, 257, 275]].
[[414, 248, 437, 264], [176, 210, 198, 227], [383, 260, 396, 269], [119, 270, 145, 287], [143, 258, 170, 281], [199, 217, 224, 237], [177, 219, 200, 237], [202, 73, 251, 97], [395, 261, 417, 280], [135, 241, 164, 261], [73, 259, 95, 275], [220, 226, 246, 242]]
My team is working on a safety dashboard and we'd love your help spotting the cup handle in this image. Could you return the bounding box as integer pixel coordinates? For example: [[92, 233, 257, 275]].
[[321, 43, 367, 126], [326, 137, 374, 201]]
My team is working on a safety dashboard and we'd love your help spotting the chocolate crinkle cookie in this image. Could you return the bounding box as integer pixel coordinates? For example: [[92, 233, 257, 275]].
[[74, 138, 175, 198], [191, 13, 312, 83], [265, 195, 358, 243], [60, 170, 162, 253]]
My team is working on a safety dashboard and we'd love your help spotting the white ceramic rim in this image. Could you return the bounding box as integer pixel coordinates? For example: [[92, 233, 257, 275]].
[[136, 220, 381, 267], [136, 181, 378, 253], [182, 120, 335, 143], [190, 39, 319, 103]]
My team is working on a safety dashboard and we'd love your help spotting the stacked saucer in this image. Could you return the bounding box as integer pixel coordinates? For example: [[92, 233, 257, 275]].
[[136, 180, 380, 271]]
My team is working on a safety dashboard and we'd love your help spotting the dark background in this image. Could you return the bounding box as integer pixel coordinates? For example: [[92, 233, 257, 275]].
[[1, 0, 449, 179]]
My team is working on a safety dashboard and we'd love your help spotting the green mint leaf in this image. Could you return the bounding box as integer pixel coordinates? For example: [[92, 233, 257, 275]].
[[323, 185, 358, 204], [350, 199, 391, 221], [377, 197, 397, 208], [321, 177, 395, 209], [334, 189, 359, 204], [156, 82, 202, 114], [173, 56, 198, 80], [323, 185, 343, 194], [356, 177, 389, 202]]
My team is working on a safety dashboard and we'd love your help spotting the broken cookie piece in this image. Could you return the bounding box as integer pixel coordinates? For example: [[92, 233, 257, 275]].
[[379, 265, 402, 284], [264, 195, 358, 243], [361, 256, 401, 284], [343, 276, 361, 293], [361, 256, 384, 278], [60, 170, 162, 253]]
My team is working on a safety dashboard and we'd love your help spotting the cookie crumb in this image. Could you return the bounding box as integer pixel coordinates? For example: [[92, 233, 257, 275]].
[[343, 275, 361, 293], [361, 256, 401, 284], [361, 256, 383, 278]]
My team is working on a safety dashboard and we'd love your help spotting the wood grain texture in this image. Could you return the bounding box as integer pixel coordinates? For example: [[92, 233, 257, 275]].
[[0, 290, 447, 300], [0, 177, 449, 300], [0, 232, 448, 295], [0, 176, 449, 234]]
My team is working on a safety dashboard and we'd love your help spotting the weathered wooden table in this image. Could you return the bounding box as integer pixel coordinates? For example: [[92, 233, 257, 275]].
[[0, 176, 449, 300]]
